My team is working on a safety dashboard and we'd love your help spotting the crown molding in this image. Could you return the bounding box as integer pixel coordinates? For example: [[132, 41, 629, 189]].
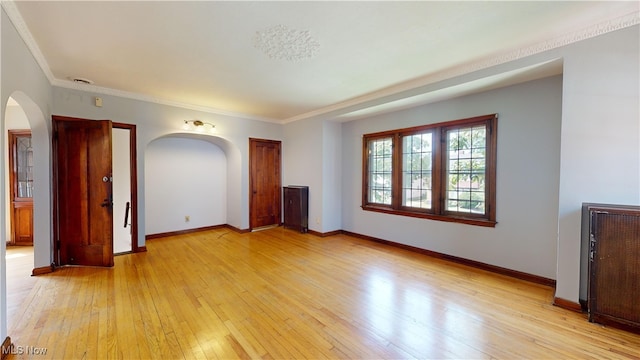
[[49, 78, 280, 124], [1, 0, 279, 124], [3, 1, 638, 124], [283, 10, 639, 123], [2, 0, 56, 83]]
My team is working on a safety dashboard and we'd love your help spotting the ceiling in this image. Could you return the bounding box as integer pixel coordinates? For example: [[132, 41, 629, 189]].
[[5, 1, 639, 123]]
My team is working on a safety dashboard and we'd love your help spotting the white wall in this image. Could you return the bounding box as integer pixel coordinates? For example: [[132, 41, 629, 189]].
[[145, 137, 226, 234], [557, 26, 640, 302], [51, 86, 283, 234], [341, 75, 563, 280], [283, 117, 324, 232], [1, 8, 53, 343], [282, 118, 343, 234], [112, 127, 132, 253], [322, 120, 342, 232]]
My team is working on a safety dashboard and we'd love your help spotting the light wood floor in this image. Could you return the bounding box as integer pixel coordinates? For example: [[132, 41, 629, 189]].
[[5, 245, 37, 327], [5, 228, 640, 359]]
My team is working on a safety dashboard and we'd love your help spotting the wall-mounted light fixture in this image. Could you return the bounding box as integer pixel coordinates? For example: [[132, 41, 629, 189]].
[[183, 120, 216, 133]]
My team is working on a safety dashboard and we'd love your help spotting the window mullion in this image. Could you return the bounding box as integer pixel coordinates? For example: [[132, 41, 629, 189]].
[[432, 128, 443, 215], [391, 134, 402, 210]]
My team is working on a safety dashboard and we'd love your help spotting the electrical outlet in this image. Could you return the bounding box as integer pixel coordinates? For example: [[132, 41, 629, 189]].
[[185, 215, 190, 222], [316, 217, 320, 224]]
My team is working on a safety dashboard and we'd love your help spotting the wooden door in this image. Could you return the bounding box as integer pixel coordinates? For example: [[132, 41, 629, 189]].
[[249, 138, 281, 229], [53, 116, 114, 267], [8, 130, 33, 245]]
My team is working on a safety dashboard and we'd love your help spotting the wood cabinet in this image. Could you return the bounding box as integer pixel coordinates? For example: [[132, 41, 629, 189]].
[[283, 186, 308, 233], [585, 203, 640, 333], [9, 130, 33, 246]]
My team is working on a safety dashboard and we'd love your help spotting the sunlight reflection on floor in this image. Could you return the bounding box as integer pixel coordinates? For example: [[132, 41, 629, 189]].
[[5, 252, 29, 259]]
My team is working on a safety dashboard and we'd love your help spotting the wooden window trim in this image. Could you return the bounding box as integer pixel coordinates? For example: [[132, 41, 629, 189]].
[[362, 114, 497, 227]]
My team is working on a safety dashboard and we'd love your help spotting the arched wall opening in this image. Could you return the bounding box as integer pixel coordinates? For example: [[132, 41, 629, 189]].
[[144, 132, 241, 235], [1, 91, 49, 332], [7, 92, 51, 270]]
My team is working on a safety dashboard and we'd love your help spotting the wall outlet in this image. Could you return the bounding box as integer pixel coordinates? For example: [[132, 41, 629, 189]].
[[185, 215, 190, 222], [316, 217, 320, 224]]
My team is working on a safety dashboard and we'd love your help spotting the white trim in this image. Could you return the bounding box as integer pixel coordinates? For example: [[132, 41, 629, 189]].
[[2, 1, 638, 124]]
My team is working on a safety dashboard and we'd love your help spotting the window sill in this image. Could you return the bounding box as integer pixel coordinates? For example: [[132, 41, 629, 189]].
[[361, 205, 497, 228]]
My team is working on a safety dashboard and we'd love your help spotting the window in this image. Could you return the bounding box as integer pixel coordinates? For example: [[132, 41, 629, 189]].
[[362, 114, 497, 227]]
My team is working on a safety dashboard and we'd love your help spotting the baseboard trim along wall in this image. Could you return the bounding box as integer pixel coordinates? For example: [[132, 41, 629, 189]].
[[146, 224, 557, 289], [341, 230, 557, 288], [145, 225, 228, 240], [553, 297, 583, 313], [31, 264, 54, 276], [307, 229, 342, 237]]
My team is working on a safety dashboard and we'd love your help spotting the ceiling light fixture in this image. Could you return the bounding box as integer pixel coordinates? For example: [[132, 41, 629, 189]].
[[254, 24, 320, 62], [183, 120, 216, 133]]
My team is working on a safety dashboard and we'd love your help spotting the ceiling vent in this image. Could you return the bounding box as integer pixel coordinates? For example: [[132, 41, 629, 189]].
[[70, 77, 94, 85]]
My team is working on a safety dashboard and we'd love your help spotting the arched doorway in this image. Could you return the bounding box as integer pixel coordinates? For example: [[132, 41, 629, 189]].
[[2, 92, 49, 330]]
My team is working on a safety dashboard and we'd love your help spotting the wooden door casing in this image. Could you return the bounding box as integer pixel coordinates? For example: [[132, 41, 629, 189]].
[[249, 138, 282, 229], [8, 130, 33, 245], [53, 116, 114, 267]]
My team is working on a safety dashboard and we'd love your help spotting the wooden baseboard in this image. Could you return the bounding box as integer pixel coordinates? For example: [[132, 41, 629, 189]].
[[1, 337, 12, 360], [342, 230, 556, 287], [225, 224, 251, 233], [145, 224, 251, 240], [146, 225, 227, 240], [553, 297, 584, 313], [307, 229, 342, 237], [142, 225, 556, 288], [137, 246, 147, 252], [31, 263, 54, 276]]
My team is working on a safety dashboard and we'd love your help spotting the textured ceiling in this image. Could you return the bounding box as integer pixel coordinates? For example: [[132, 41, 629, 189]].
[[5, 1, 639, 123]]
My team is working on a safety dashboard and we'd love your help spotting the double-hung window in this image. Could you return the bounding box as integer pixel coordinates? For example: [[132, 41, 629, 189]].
[[362, 114, 497, 227]]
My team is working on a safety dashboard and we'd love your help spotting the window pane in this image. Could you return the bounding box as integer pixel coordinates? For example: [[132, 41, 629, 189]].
[[368, 138, 393, 205], [402, 132, 432, 209], [446, 125, 487, 214]]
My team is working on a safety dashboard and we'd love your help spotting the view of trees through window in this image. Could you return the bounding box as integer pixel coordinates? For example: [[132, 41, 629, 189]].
[[402, 133, 433, 209], [446, 125, 486, 214], [362, 114, 497, 226], [368, 138, 392, 205]]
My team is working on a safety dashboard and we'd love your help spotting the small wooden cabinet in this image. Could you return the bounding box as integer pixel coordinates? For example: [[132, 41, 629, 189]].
[[586, 204, 640, 333], [9, 130, 33, 246], [283, 186, 308, 233]]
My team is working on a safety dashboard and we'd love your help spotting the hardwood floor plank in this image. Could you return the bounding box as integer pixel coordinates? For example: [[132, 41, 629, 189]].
[[5, 228, 640, 359]]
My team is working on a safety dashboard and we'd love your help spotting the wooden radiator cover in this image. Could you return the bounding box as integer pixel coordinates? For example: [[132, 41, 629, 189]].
[[588, 206, 640, 333]]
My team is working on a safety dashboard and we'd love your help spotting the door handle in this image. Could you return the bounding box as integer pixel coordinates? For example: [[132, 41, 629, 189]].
[[100, 196, 113, 208], [124, 201, 130, 227], [101, 173, 113, 208]]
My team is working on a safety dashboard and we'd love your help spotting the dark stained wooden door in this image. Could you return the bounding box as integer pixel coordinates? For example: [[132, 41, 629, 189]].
[[54, 116, 114, 266], [249, 138, 281, 229]]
